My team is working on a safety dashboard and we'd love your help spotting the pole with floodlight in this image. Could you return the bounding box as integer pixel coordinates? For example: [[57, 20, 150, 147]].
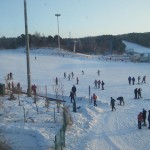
[[24, 0, 31, 97], [55, 14, 61, 50]]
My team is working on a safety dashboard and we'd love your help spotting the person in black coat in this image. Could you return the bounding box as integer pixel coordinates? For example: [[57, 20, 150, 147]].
[[128, 76, 131, 85], [69, 91, 75, 103], [117, 96, 125, 105], [137, 88, 142, 99], [142, 109, 147, 126], [148, 110, 150, 129], [134, 88, 138, 99], [101, 80, 105, 90], [132, 77, 135, 85], [72, 85, 76, 96], [110, 97, 116, 111]]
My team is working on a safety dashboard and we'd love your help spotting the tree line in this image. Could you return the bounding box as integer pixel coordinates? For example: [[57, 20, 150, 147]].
[[0, 32, 150, 54]]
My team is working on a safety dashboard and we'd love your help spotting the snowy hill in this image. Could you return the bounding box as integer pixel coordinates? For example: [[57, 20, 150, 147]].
[[0, 42, 150, 150], [123, 41, 150, 54]]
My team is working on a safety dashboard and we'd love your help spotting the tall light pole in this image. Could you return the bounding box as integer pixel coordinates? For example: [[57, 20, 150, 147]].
[[24, 0, 31, 97], [55, 14, 61, 50]]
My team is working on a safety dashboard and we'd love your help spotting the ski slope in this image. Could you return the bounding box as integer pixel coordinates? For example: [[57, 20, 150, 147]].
[[0, 41, 150, 150]]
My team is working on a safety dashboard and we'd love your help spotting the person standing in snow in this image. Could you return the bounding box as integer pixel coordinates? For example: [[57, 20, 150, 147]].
[[128, 76, 131, 85], [134, 88, 138, 99], [64, 72, 66, 78], [148, 110, 150, 129], [69, 91, 75, 103], [137, 88, 142, 99], [76, 77, 79, 85], [94, 80, 98, 88], [142, 109, 147, 126], [101, 80, 105, 90], [97, 80, 101, 89], [55, 77, 58, 85], [132, 77, 135, 85], [82, 70, 84, 75], [72, 85, 76, 96], [110, 97, 116, 111], [97, 70, 100, 76], [92, 93, 97, 106], [137, 112, 143, 129], [138, 76, 141, 84]]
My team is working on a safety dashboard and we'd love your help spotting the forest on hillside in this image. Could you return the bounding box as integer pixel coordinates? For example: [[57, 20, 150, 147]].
[[0, 32, 150, 55]]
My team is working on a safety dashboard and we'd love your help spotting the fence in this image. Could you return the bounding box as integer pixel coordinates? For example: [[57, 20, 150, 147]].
[[54, 107, 73, 150]]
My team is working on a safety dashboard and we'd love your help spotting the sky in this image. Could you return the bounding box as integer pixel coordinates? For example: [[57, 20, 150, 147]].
[[0, 42, 150, 149], [0, 0, 150, 38]]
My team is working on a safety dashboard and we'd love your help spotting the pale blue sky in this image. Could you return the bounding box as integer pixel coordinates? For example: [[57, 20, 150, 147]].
[[0, 0, 150, 38]]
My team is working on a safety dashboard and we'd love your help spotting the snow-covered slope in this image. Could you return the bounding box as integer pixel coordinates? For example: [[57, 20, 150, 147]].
[[0, 42, 150, 150]]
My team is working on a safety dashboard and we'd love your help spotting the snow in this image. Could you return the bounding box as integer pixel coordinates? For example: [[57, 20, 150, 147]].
[[123, 41, 150, 54], [0, 43, 150, 150]]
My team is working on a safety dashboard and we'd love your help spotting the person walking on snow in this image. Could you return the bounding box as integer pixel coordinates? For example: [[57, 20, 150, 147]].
[[141, 75, 146, 84], [110, 97, 116, 111]]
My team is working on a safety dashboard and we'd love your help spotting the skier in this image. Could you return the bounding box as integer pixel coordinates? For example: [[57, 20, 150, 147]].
[[110, 97, 116, 111], [148, 110, 150, 129], [137, 112, 143, 129], [68, 74, 71, 80], [92, 93, 97, 106], [128, 76, 131, 85], [132, 77, 135, 85], [142, 109, 147, 126], [134, 88, 138, 99], [117, 96, 125, 105]]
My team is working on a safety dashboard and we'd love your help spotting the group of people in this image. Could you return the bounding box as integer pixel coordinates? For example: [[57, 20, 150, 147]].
[[128, 75, 146, 85], [7, 72, 13, 80], [94, 79, 105, 90], [110, 96, 125, 111], [134, 88, 142, 99], [137, 109, 150, 129]]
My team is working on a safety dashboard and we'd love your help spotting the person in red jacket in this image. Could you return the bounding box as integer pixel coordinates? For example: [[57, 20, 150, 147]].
[[137, 112, 143, 129], [92, 93, 97, 106]]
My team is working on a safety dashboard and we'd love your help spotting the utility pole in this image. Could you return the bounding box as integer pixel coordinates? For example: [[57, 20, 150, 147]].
[[55, 14, 61, 50], [73, 41, 77, 53], [24, 0, 31, 97]]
